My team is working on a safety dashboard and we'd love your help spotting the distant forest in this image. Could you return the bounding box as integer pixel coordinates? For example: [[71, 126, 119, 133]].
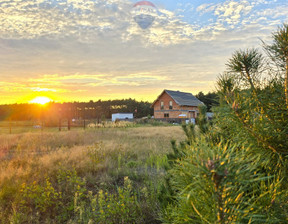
[[0, 99, 152, 122], [0, 92, 219, 122]]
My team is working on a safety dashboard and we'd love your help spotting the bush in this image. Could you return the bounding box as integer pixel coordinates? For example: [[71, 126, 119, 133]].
[[71, 176, 158, 224], [161, 138, 286, 223]]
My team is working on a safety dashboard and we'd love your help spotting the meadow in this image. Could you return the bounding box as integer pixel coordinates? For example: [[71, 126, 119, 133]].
[[0, 122, 185, 223], [1, 24, 288, 224]]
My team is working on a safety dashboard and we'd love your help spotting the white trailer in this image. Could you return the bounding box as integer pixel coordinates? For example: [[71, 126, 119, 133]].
[[112, 113, 133, 122]]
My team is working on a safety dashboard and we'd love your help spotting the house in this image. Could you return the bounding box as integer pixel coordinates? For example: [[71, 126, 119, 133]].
[[112, 113, 133, 122], [151, 90, 204, 123]]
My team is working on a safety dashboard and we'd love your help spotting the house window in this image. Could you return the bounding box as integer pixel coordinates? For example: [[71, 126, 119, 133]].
[[169, 101, 173, 109], [161, 101, 164, 110], [164, 113, 169, 118]]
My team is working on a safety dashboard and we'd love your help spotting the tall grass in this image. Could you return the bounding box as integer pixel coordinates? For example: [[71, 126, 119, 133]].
[[0, 126, 184, 223]]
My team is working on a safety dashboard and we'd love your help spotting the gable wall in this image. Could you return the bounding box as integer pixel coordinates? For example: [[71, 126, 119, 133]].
[[153, 92, 180, 111]]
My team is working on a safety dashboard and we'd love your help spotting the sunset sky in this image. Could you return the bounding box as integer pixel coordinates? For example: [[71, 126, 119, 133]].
[[0, 0, 287, 104]]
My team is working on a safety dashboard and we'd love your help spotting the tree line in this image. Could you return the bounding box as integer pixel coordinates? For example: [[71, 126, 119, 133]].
[[0, 93, 219, 123], [0, 99, 153, 123]]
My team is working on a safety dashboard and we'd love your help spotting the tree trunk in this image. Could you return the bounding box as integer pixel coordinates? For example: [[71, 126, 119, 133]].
[[244, 69, 256, 93]]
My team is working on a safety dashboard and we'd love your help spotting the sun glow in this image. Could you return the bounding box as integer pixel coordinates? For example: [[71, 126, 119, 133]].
[[29, 96, 52, 105]]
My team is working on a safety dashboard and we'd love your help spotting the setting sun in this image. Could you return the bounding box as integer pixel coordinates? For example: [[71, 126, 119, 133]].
[[29, 96, 52, 105]]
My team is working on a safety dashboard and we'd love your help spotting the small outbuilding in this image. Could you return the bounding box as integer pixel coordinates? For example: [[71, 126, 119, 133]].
[[112, 113, 134, 122]]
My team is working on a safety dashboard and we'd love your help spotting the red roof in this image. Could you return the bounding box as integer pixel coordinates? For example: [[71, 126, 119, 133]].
[[133, 1, 156, 7]]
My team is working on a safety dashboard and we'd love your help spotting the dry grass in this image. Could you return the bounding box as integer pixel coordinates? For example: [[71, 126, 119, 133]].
[[0, 125, 185, 223], [0, 125, 185, 189], [0, 126, 184, 158]]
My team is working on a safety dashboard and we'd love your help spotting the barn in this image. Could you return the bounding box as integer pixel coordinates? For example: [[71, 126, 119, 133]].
[[151, 90, 204, 123]]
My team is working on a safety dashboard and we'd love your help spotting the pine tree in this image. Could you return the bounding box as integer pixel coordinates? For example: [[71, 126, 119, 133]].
[[160, 24, 288, 224], [263, 23, 288, 108]]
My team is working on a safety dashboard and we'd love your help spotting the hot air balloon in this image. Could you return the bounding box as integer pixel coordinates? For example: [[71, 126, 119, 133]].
[[131, 1, 157, 29]]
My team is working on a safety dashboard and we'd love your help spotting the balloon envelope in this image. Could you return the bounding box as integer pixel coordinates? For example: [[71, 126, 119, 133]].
[[131, 1, 157, 29], [133, 14, 155, 29]]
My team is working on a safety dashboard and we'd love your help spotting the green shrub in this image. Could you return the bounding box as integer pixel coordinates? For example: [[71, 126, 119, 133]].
[[161, 139, 286, 223], [18, 178, 61, 222], [56, 168, 87, 222], [72, 176, 143, 224], [9, 168, 87, 223]]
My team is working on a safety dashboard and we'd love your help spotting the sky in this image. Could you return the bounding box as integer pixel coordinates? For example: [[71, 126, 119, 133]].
[[0, 0, 287, 104]]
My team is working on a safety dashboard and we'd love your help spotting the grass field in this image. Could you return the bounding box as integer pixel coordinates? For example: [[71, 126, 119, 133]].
[[0, 124, 185, 223]]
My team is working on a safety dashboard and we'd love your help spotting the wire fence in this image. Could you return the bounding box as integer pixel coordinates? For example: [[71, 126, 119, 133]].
[[0, 119, 107, 134]]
